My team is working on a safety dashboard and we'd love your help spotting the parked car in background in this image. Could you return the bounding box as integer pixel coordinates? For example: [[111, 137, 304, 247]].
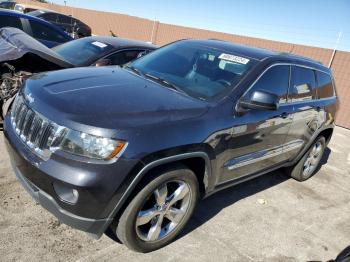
[[0, 27, 156, 119], [52, 36, 157, 66], [3, 39, 338, 252], [0, 1, 16, 10], [28, 10, 92, 38], [14, 3, 40, 13], [0, 9, 72, 47]]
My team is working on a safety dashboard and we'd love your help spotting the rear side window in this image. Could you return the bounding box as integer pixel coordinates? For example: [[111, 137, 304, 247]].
[[289, 66, 316, 102], [57, 14, 73, 25], [245, 65, 290, 103], [107, 50, 145, 66], [41, 13, 58, 22], [29, 20, 69, 43], [0, 15, 23, 29], [315, 71, 334, 99]]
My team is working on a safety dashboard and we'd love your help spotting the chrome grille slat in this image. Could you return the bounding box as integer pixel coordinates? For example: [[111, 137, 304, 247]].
[[30, 117, 42, 145], [34, 120, 48, 149], [14, 103, 25, 129], [21, 110, 34, 138], [39, 125, 53, 149], [10, 95, 63, 160], [16, 106, 29, 134]]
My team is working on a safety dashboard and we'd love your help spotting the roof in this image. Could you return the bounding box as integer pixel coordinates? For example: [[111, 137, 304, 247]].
[[186, 39, 329, 72], [82, 36, 157, 49], [13, 3, 47, 9], [0, 9, 72, 37]]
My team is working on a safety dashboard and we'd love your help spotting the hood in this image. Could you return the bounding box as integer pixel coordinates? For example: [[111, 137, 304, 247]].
[[22, 66, 209, 130], [0, 27, 73, 69]]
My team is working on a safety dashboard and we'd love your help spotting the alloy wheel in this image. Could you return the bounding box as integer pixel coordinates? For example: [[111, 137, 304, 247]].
[[303, 141, 323, 177], [135, 180, 192, 242]]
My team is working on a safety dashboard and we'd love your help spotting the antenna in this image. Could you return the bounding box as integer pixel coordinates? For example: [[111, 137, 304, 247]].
[[328, 31, 342, 68]]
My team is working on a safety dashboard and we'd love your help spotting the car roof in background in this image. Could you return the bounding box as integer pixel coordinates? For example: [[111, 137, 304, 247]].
[[0, 8, 51, 20], [82, 36, 157, 49], [187, 39, 329, 72], [0, 9, 73, 38]]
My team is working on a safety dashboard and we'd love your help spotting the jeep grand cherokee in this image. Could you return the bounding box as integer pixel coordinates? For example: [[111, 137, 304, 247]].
[[4, 39, 338, 252]]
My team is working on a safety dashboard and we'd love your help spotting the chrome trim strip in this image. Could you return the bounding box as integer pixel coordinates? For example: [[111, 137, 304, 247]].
[[225, 140, 304, 171]]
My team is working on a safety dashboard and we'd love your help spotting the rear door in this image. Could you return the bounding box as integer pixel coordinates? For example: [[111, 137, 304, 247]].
[[283, 65, 320, 160]]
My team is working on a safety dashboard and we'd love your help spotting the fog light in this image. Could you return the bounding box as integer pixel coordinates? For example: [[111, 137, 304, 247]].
[[53, 182, 79, 204]]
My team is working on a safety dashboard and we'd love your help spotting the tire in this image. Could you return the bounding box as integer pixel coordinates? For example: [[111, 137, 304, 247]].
[[287, 136, 326, 181], [111, 164, 199, 252]]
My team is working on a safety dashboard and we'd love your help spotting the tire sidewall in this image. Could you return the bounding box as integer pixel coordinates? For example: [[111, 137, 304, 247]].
[[295, 136, 326, 181], [117, 166, 199, 252]]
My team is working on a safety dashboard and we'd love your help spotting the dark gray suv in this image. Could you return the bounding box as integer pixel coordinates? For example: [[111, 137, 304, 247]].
[[4, 39, 338, 252]]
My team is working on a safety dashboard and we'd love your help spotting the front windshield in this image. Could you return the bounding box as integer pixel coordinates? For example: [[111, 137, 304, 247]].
[[52, 38, 114, 66], [130, 41, 257, 100]]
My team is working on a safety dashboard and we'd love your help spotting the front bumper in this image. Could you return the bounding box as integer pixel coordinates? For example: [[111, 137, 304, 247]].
[[11, 162, 110, 238], [4, 116, 142, 238]]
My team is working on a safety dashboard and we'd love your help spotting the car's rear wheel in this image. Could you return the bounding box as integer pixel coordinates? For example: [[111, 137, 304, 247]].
[[111, 165, 199, 252], [287, 136, 326, 181]]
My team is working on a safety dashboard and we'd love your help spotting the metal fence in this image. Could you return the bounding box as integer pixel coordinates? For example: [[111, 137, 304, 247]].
[[18, 0, 350, 129]]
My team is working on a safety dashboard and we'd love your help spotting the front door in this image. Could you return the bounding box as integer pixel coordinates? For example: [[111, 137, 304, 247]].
[[216, 64, 293, 184]]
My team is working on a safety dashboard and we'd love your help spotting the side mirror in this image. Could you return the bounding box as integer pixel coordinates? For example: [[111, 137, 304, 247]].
[[95, 59, 112, 67], [239, 90, 279, 111]]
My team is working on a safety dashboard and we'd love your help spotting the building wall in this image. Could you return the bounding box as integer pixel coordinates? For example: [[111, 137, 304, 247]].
[[18, 0, 350, 128]]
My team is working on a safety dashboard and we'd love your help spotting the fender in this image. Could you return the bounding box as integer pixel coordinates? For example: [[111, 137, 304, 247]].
[[289, 126, 334, 166], [99, 151, 212, 235]]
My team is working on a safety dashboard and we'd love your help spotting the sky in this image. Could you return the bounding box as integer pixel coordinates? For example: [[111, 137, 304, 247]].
[[49, 0, 350, 51]]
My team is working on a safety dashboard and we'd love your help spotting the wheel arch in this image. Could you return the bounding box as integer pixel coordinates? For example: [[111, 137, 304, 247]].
[[289, 127, 334, 166], [104, 150, 213, 232]]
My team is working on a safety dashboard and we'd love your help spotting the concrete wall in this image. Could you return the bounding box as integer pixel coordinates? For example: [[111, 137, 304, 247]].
[[18, 0, 350, 128]]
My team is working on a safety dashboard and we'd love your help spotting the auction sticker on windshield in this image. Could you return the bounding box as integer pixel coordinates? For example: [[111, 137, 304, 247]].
[[219, 53, 250, 64], [91, 41, 108, 48]]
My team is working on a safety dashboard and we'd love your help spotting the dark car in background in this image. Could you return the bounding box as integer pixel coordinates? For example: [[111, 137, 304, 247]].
[[0, 1, 16, 10], [28, 10, 92, 38], [0, 27, 156, 119], [0, 9, 72, 47], [3, 39, 338, 252], [52, 36, 157, 66]]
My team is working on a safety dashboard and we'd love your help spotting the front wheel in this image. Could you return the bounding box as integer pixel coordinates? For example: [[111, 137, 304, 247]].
[[111, 165, 199, 252], [287, 136, 326, 181]]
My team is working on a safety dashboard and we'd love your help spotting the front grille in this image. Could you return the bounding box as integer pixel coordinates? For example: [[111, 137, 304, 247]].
[[10, 95, 64, 160]]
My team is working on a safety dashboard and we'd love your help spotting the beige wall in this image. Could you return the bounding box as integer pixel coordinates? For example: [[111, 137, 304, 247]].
[[18, 0, 350, 128]]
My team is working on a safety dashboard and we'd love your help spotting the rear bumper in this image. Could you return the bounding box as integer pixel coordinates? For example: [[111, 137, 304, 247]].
[[11, 162, 110, 238]]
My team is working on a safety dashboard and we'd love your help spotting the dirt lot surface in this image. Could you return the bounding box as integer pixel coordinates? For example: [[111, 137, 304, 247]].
[[0, 126, 350, 261]]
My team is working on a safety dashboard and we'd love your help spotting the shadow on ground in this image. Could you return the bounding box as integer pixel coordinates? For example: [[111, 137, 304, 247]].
[[179, 147, 332, 239]]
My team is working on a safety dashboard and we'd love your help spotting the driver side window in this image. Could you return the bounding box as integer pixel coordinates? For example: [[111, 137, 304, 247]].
[[244, 65, 290, 103]]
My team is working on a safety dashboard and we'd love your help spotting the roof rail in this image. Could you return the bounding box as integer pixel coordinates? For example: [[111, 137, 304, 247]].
[[279, 52, 323, 65]]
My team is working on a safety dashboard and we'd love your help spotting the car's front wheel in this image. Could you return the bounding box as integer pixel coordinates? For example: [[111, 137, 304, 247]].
[[111, 165, 199, 252]]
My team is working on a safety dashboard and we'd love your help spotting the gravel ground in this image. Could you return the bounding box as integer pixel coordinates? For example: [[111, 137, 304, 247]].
[[0, 126, 350, 262]]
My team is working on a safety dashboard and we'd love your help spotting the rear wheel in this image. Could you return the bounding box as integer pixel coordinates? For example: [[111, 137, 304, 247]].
[[287, 136, 326, 181], [110, 165, 199, 252]]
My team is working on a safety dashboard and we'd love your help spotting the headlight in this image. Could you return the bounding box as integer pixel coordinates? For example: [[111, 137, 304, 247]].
[[59, 129, 127, 160]]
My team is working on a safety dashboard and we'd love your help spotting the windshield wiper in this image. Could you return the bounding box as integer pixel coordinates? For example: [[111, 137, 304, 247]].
[[124, 65, 143, 76], [144, 73, 183, 93]]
